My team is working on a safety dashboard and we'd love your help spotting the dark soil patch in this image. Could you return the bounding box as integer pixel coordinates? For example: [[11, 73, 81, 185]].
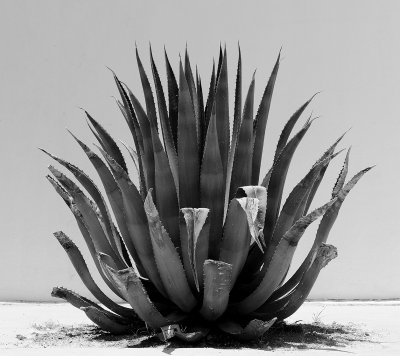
[[12, 320, 373, 350]]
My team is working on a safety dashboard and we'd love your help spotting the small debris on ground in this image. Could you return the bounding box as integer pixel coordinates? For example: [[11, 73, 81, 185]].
[[7, 320, 374, 350]]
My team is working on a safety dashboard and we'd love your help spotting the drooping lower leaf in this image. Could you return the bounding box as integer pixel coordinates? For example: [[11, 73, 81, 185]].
[[54, 231, 135, 318], [49, 166, 126, 269], [47, 176, 125, 298], [41, 148, 124, 261], [51, 287, 134, 330]]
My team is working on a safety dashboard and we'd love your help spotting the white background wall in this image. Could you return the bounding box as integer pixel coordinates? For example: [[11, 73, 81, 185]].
[[0, 0, 398, 302]]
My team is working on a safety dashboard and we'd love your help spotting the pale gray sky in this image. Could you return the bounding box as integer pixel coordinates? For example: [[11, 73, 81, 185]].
[[0, 0, 398, 301]]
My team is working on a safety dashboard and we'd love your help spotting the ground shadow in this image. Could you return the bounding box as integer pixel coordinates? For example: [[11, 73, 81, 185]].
[[129, 321, 371, 352], [13, 320, 372, 351]]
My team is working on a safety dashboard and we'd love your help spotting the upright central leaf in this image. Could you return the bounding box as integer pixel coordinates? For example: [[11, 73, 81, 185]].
[[214, 47, 230, 183], [178, 60, 200, 208], [229, 74, 255, 200], [200, 104, 225, 260]]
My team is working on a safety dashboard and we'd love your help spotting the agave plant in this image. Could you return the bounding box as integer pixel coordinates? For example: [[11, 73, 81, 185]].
[[42, 45, 371, 342]]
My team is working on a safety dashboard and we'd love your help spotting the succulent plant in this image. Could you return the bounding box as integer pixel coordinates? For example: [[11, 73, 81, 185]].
[[42, 45, 371, 342]]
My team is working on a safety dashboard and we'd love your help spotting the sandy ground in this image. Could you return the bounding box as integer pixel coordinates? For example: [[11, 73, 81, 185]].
[[1, 301, 399, 355]]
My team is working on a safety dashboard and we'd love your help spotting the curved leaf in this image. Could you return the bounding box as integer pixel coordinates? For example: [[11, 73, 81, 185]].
[[251, 50, 280, 185], [269, 163, 371, 303], [46, 176, 125, 298], [41, 148, 123, 261], [51, 287, 134, 328], [68, 132, 145, 277], [256, 244, 338, 321], [234, 198, 336, 314], [144, 191, 197, 312], [48, 166, 126, 268], [243, 121, 314, 277], [272, 93, 318, 164], [54, 231, 135, 318], [275, 244, 337, 320], [303, 132, 348, 214], [52, 287, 103, 310], [98, 149, 167, 296], [263, 120, 314, 245], [269, 153, 336, 251], [127, 85, 180, 246], [127, 87, 156, 193], [332, 147, 351, 198], [85, 111, 127, 173], [104, 266, 172, 329], [111, 71, 146, 194]]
